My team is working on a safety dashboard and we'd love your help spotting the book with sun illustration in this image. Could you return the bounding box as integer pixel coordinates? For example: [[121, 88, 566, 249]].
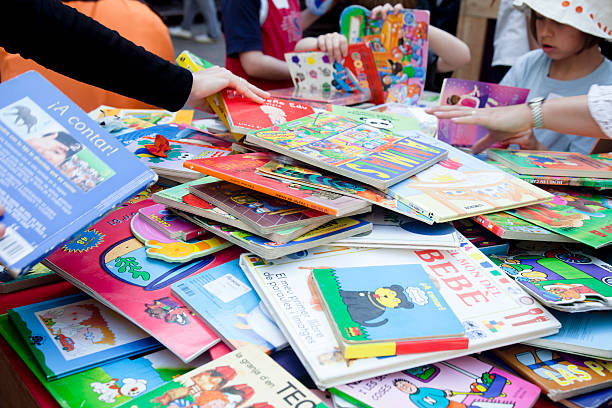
[[310, 264, 468, 359]]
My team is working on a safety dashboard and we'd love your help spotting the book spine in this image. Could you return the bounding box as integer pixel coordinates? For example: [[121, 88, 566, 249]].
[[344, 337, 469, 359], [472, 215, 506, 238]]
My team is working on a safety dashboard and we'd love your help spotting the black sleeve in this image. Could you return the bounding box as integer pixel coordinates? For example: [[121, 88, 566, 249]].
[[222, 0, 263, 58], [1, 0, 192, 112]]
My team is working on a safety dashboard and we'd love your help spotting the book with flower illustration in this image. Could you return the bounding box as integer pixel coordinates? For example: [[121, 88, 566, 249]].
[[8, 293, 161, 380]]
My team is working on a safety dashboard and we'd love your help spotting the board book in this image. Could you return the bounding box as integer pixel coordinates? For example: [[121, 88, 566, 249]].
[[332, 355, 541, 408], [472, 212, 578, 242], [340, 6, 430, 105], [451, 218, 509, 256], [437, 79, 530, 148], [493, 344, 612, 401], [488, 149, 612, 179], [245, 111, 448, 190], [171, 258, 287, 353], [311, 264, 468, 358], [117, 345, 329, 408], [138, 203, 207, 241], [41, 199, 245, 362], [8, 293, 160, 380], [0, 71, 157, 278], [184, 152, 371, 216], [239, 239, 560, 389]]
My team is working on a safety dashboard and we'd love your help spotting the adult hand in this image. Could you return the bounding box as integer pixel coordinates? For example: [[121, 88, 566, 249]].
[[316, 32, 348, 63], [370, 3, 403, 20], [185, 66, 270, 111], [0, 205, 5, 239]]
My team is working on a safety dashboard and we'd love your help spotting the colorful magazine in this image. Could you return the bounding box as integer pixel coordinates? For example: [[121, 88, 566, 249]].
[[438, 79, 530, 148], [473, 211, 577, 242], [245, 112, 447, 190], [0, 71, 157, 277], [332, 355, 541, 408], [311, 264, 467, 358], [8, 293, 160, 380], [239, 239, 560, 389], [42, 199, 246, 362], [452, 218, 509, 256], [171, 258, 287, 353], [340, 6, 430, 104]]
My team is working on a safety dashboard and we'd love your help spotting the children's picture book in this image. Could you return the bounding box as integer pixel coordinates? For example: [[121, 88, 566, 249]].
[[493, 344, 612, 401], [138, 203, 207, 241], [118, 345, 329, 408], [245, 112, 447, 190], [561, 387, 612, 408], [472, 212, 578, 242], [171, 258, 287, 353], [239, 239, 560, 389], [0, 313, 210, 408], [437, 79, 530, 148], [332, 355, 541, 408], [340, 6, 430, 105], [332, 207, 459, 250], [488, 149, 612, 179], [489, 243, 612, 312], [0, 71, 157, 278], [114, 123, 233, 149], [8, 293, 161, 380], [311, 264, 468, 358], [89, 105, 194, 136], [507, 187, 612, 248], [42, 199, 247, 362], [452, 218, 509, 256], [524, 309, 612, 360], [184, 152, 371, 216], [0, 262, 60, 294], [366, 102, 439, 137]]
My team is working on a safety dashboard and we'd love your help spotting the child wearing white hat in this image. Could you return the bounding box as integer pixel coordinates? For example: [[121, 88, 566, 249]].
[[499, 0, 612, 154]]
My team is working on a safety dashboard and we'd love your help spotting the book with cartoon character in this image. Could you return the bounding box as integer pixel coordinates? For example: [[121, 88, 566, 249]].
[[245, 111, 448, 191], [331, 355, 540, 408], [89, 105, 194, 136], [117, 345, 329, 408], [489, 243, 612, 312], [340, 6, 430, 105], [493, 344, 612, 401], [8, 293, 161, 380], [472, 212, 578, 242], [0, 313, 210, 408], [0, 71, 157, 278], [171, 259, 287, 353], [311, 264, 468, 358], [239, 238, 560, 389], [437, 79, 530, 148], [42, 199, 247, 362], [138, 203, 207, 241]]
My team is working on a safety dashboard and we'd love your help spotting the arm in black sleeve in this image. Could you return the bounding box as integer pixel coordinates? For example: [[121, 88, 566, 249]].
[[2, 0, 193, 111]]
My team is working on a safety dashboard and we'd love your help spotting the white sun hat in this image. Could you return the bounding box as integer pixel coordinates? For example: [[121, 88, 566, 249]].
[[513, 0, 612, 40]]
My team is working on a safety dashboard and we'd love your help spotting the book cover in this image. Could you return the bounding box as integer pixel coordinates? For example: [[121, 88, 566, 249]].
[[507, 187, 612, 248], [489, 244, 612, 312], [437, 80, 530, 148], [245, 112, 447, 190], [171, 258, 287, 353], [239, 239, 560, 389], [90, 105, 194, 136], [8, 293, 161, 380], [0, 313, 208, 408], [493, 344, 612, 401], [340, 6, 430, 105], [487, 149, 612, 179], [138, 203, 207, 241], [114, 123, 233, 149], [0, 71, 157, 278], [42, 199, 245, 362], [562, 387, 612, 408], [311, 264, 467, 358], [332, 355, 541, 408], [472, 212, 578, 242], [117, 345, 328, 408], [451, 218, 509, 256], [366, 102, 439, 137], [184, 152, 371, 216], [0, 262, 59, 294], [344, 43, 385, 105]]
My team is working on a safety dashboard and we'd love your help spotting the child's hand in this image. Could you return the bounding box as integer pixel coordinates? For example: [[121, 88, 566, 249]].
[[370, 3, 403, 20], [316, 33, 348, 63], [0, 205, 5, 239]]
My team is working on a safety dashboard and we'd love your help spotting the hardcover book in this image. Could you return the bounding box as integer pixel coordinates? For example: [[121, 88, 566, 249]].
[[340, 6, 430, 105], [332, 355, 541, 408], [42, 199, 246, 362], [0, 71, 157, 277], [472, 212, 577, 242], [138, 203, 207, 241], [245, 112, 447, 190], [437, 79, 530, 148], [451, 218, 509, 256], [311, 264, 468, 358], [8, 293, 160, 380], [239, 239, 560, 389], [171, 258, 287, 353]]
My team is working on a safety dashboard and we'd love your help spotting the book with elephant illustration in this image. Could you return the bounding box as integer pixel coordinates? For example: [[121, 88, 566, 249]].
[[310, 264, 468, 358]]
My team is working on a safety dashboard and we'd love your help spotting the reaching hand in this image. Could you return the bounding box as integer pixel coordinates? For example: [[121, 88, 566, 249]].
[[185, 66, 270, 111], [370, 3, 403, 20], [0, 205, 5, 239], [316, 33, 348, 63]]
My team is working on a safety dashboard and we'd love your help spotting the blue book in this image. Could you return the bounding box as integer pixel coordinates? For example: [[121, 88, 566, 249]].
[[8, 293, 161, 380], [171, 259, 287, 353], [0, 71, 156, 277], [565, 387, 612, 408]]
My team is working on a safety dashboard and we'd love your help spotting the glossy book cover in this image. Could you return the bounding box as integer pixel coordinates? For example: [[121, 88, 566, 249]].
[[473, 212, 577, 242]]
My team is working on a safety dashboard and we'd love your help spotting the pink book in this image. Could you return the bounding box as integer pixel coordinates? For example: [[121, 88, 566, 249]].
[[138, 203, 207, 241], [44, 199, 245, 362]]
